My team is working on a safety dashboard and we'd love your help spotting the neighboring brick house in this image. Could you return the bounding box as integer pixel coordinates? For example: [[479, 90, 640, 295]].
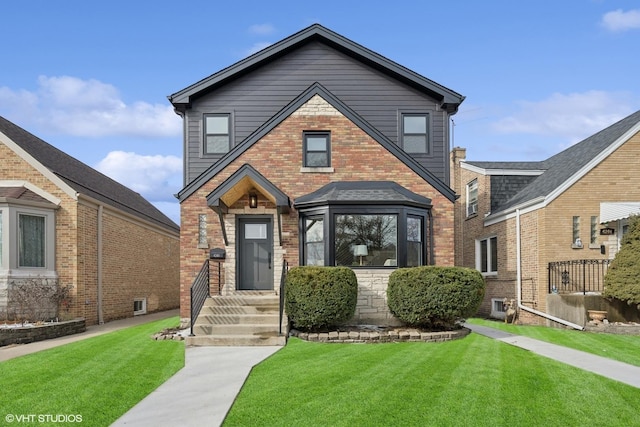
[[0, 116, 180, 325], [451, 109, 640, 327], [169, 24, 464, 344]]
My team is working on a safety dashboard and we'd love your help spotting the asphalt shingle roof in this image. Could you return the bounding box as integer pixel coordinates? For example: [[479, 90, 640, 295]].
[[0, 116, 179, 233], [466, 109, 640, 215]]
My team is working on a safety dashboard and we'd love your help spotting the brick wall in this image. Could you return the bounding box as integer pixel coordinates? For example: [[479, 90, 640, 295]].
[[452, 130, 640, 324], [1, 141, 180, 325], [180, 95, 455, 321]]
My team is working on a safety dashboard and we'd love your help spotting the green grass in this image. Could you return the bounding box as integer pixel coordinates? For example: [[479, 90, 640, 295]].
[[466, 317, 640, 367], [0, 317, 184, 427], [224, 337, 640, 427]]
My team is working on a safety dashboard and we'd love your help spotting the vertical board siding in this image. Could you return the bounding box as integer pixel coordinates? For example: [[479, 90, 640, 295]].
[[186, 41, 449, 183]]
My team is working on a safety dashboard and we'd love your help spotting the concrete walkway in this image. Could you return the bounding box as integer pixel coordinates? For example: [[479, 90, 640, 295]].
[[465, 323, 640, 389], [111, 346, 281, 426]]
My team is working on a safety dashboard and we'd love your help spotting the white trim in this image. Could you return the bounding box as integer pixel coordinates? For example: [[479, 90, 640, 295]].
[[491, 298, 506, 320], [483, 197, 545, 226], [460, 162, 545, 176], [0, 131, 78, 200], [0, 180, 62, 206]]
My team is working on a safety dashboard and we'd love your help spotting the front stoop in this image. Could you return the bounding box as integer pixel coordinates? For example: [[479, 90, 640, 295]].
[[187, 292, 287, 346]]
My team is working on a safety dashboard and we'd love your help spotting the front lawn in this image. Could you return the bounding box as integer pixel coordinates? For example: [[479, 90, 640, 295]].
[[224, 336, 640, 427], [0, 317, 184, 426], [466, 317, 640, 367]]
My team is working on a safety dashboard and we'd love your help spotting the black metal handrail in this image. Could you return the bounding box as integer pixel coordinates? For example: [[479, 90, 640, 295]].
[[279, 259, 288, 336], [190, 259, 210, 336], [548, 259, 611, 295]]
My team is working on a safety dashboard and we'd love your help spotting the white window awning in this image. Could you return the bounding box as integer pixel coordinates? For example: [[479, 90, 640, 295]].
[[600, 202, 640, 224]]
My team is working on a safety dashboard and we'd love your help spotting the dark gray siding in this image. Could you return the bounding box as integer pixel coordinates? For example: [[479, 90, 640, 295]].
[[185, 41, 450, 184], [490, 175, 539, 213]]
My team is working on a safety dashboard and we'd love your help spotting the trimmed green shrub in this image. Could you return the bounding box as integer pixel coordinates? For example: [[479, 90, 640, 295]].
[[387, 266, 485, 329], [603, 215, 640, 309], [285, 266, 357, 331]]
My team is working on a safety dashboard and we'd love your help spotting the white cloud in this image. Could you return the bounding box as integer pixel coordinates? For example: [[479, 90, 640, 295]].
[[248, 23, 276, 35], [0, 76, 181, 138], [96, 151, 182, 202], [246, 42, 273, 56], [601, 9, 640, 32], [492, 90, 634, 144]]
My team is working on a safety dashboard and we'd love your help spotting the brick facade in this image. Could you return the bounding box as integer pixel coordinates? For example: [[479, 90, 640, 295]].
[[451, 130, 640, 325], [1, 137, 180, 325], [180, 96, 455, 324]]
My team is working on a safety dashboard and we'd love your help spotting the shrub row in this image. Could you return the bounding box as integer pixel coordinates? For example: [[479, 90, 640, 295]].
[[285, 265, 485, 332]]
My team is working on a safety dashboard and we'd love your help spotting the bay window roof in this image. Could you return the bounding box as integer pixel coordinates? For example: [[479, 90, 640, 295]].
[[294, 181, 432, 209]]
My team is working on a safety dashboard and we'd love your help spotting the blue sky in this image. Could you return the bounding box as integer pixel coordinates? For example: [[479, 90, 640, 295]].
[[2, 1, 639, 224]]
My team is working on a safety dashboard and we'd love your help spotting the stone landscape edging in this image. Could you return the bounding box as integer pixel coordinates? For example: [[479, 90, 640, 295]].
[[290, 327, 470, 343], [0, 319, 86, 347]]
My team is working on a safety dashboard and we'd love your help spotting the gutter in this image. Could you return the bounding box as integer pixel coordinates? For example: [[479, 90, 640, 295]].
[[515, 208, 584, 330], [97, 204, 104, 325]]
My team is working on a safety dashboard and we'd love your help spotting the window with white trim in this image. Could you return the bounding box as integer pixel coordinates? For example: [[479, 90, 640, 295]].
[[467, 179, 478, 217], [133, 298, 147, 315], [491, 298, 506, 319], [477, 236, 497, 274]]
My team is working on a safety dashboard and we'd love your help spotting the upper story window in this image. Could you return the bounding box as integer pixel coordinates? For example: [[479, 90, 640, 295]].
[[204, 114, 231, 155], [467, 179, 478, 217], [401, 113, 430, 154], [303, 132, 330, 167]]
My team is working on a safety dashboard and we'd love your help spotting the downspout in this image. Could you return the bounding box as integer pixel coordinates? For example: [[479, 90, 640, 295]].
[[515, 208, 583, 330], [97, 204, 104, 325]]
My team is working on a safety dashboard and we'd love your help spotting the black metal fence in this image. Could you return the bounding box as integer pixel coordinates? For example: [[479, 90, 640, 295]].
[[189, 259, 210, 336], [548, 259, 611, 295]]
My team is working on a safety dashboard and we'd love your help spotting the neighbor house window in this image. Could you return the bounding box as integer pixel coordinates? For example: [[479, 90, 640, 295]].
[[477, 236, 497, 274], [303, 132, 330, 167], [18, 214, 45, 268], [572, 216, 581, 246], [406, 215, 422, 267], [401, 113, 429, 153], [467, 179, 478, 217], [304, 216, 324, 266], [335, 214, 398, 267], [204, 114, 231, 154], [590, 216, 598, 245], [133, 298, 147, 315]]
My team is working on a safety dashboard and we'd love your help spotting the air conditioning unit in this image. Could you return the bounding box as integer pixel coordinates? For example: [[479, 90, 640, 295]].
[[467, 203, 478, 216]]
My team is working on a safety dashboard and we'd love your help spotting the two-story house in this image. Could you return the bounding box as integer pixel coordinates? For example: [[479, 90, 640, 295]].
[[169, 24, 465, 345], [452, 109, 640, 327]]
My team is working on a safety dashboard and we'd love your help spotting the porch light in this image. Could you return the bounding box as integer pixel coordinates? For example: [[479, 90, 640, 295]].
[[354, 245, 368, 266], [249, 193, 258, 209]]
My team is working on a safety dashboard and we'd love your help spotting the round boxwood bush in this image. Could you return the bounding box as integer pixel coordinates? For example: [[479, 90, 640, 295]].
[[387, 266, 485, 329], [285, 266, 357, 332]]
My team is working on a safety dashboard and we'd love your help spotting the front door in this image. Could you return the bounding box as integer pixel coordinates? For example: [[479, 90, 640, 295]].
[[238, 217, 273, 290]]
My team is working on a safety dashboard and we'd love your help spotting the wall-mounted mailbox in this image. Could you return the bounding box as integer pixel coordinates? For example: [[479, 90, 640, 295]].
[[210, 248, 226, 260]]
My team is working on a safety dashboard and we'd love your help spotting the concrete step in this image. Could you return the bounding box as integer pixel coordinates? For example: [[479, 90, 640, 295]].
[[193, 323, 281, 336], [186, 333, 286, 347], [199, 305, 279, 315], [196, 313, 280, 325], [203, 295, 279, 307]]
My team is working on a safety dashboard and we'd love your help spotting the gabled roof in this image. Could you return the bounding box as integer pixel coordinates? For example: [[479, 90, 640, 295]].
[[168, 24, 464, 113], [465, 109, 640, 224], [0, 116, 179, 233], [294, 181, 432, 209], [176, 82, 456, 203]]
